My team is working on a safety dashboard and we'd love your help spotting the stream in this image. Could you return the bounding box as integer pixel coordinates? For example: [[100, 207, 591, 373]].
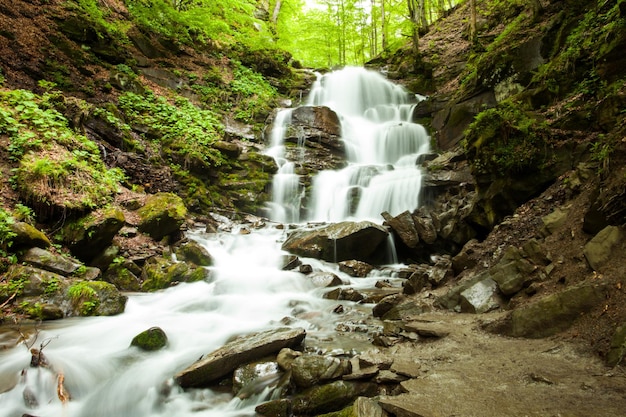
[[0, 67, 427, 416]]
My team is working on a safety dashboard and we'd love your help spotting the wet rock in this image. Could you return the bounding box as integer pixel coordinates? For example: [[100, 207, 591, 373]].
[[63, 206, 125, 262], [141, 257, 210, 291], [213, 140, 241, 158], [493, 282, 610, 338], [288, 106, 343, 150], [277, 348, 302, 371], [338, 260, 374, 277], [291, 380, 378, 415], [299, 264, 313, 274], [451, 239, 479, 275], [291, 354, 351, 388], [383, 210, 419, 248], [459, 277, 501, 313], [324, 287, 365, 302], [282, 221, 389, 264], [310, 272, 344, 288], [373, 294, 406, 318], [20, 247, 81, 276], [9, 221, 50, 249], [583, 226, 624, 271], [175, 327, 306, 388], [233, 361, 282, 398], [131, 327, 168, 351], [175, 241, 213, 266], [1, 265, 66, 300], [279, 254, 301, 270], [137, 193, 187, 241]]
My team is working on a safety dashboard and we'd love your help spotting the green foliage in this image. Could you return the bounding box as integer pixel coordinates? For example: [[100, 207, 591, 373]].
[[590, 134, 615, 175], [67, 281, 99, 316], [1, 88, 125, 213], [230, 62, 279, 122], [0, 208, 17, 254], [13, 204, 35, 224], [464, 101, 548, 176], [118, 90, 225, 167]]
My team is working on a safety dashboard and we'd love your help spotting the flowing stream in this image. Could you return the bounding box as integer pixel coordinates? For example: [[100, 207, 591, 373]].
[[0, 67, 425, 416]]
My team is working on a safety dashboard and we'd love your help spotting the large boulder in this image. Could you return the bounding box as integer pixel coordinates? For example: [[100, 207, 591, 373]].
[[131, 327, 168, 351], [137, 193, 187, 241], [175, 327, 306, 388], [281, 221, 389, 264], [140, 257, 210, 292], [66, 280, 128, 316], [492, 282, 610, 338]]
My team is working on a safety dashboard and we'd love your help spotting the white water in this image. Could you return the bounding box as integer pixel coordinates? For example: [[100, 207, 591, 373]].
[[0, 227, 389, 417], [266, 67, 430, 223]]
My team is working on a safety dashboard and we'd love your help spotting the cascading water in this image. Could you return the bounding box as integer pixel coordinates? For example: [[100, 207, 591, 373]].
[[0, 67, 421, 417], [266, 67, 430, 223]]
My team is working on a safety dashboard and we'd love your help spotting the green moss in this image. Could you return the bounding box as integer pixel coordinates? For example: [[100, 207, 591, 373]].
[[67, 281, 112, 316], [464, 101, 548, 176], [18, 301, 43, 320], [130, 327, 168, 351]]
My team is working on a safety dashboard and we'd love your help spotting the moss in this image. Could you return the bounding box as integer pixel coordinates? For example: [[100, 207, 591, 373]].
[[137, 193, 187, 240], [17, 301, 44, 320], [130, 327, 168, 351]]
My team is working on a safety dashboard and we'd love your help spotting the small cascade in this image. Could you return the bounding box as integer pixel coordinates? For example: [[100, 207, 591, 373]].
[[266, 67, 429, 223]]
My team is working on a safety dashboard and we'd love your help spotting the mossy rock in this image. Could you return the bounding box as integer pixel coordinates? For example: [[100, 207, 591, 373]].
[[67, 280, 127, 316], [0, 265, 66, 301], [9, 222, 51, 249], [103, 264, 141, 292], [131, 327, 168, 351], [175, 241, 213, 266], [140, 257, 210, 292], [63, 206, 125, 261], [137, 193, 187, 241], [291, 381, 378, 415]]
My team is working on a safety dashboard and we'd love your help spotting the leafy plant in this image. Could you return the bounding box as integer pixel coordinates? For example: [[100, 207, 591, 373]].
[[0, 208, 17, 255]]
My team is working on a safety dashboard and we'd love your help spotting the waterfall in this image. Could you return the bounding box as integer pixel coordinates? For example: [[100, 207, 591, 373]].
[[266, 67, 429, 223]]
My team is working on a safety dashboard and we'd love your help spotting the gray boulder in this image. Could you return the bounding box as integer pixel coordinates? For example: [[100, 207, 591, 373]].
[[282, 221, 389, 264], [63, 206, 125, 261], [583, 225, 624, 271], [291, 354, 351, 388], [20, 247, 82, 276], [291, 380, 378, 415], [175, 327, 306, 388], [9, 221, 51, 249]]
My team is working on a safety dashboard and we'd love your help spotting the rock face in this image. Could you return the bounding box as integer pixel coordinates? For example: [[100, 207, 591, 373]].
[[583, 226, 624, 271], [281, 221, 389, 264], [175, 327, 306, 388], [137, 192, 187, 241]]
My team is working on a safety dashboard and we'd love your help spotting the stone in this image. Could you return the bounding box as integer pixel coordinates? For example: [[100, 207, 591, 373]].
[[141, 257, 210, 291], [499, 282, 609, 338], [338, 260, 374, 277], [67, 280, 128, 317], [137, 193, 187, 241], [233, 361, 281, 398], [583, 226, 624, 271], [541, 207, 569, 236], [213, 140, 241, 158], [104, 265, 141, 291], [383, 210, 419, 248], [63, 206, 126, 262], [324, 288, 365, 302], [277, 348, 302, 371], [131, 327, 168, 351], [291, 380, 378, 415], [291, 354, 351, 388], [310, 272, 344, 288], [373, 294, 406, 318], [459, 277, 501, 313], [279, 254, 301, 270], [175, 241, 213, 266], [489, 251, 536, 295], [282, 221, 389, 264], [20, 247, 81, 276], [9, 221, 50, 249], [0, 265, 66, 300], [379, 394, 437, 417], [175, 327, 306, 388], [255, 398, 291, 417], [403, 322, 450, 339], [606, 323, 626, 367]]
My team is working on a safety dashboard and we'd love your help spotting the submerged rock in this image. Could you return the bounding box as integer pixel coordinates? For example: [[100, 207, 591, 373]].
[[175, 327, 306, 388]]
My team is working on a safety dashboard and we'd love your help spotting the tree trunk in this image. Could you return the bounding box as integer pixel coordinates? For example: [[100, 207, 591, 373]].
[[469, 0, 477, 45], [381, 0, 387, 51], [271, 0, 282, 24]]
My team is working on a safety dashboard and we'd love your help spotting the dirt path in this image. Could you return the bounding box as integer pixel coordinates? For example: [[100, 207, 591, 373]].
[[377, 311, 626, 417]]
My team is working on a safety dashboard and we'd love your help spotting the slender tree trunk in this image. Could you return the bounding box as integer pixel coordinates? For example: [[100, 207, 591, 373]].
[[381, 0, 387, 51], [271, 0, 282, 24], [469, 0, 477, 44]]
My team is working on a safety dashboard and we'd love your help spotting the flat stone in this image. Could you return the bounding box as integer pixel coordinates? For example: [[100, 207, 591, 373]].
[[175, 327, 306, 388]]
